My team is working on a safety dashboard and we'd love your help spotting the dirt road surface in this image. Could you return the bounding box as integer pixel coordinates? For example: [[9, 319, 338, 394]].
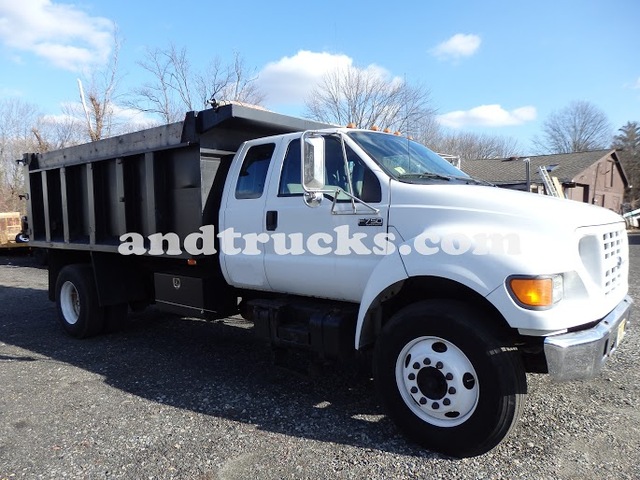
[[1, 242, 639, 479]]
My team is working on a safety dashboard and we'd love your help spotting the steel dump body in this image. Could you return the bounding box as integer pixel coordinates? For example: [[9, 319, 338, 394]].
[[24, 103, 330, 253]]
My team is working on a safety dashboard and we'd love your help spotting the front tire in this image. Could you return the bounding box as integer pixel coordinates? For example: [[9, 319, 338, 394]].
[[374, 300, 526, 457], [55, 264, 104, 338]]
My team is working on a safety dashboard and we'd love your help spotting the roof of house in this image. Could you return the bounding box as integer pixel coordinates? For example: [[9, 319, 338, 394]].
[[460, 149, 626, 185]]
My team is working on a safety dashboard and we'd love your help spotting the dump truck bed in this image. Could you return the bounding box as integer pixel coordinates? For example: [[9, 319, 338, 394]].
[[23, 103, 331, 253]]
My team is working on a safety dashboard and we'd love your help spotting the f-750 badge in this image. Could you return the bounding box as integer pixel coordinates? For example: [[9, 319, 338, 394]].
[[358, 217, 383, 227]]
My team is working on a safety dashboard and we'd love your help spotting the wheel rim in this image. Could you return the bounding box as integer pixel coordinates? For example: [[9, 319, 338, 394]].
[[395, 336, 479, 428], [60, 281, 81, 325]]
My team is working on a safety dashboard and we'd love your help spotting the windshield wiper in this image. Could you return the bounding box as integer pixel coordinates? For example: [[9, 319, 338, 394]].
[[449, 175, 494, 186], [399, 172, 452, 181]]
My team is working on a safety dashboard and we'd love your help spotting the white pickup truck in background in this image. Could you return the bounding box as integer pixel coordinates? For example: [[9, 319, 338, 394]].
[[22, 102, 632, 457]]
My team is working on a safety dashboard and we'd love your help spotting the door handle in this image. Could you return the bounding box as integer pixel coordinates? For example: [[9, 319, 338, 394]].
[[266, 210, 278, 231]]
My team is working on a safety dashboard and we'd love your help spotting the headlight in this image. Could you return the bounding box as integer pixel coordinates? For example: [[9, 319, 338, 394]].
[[507, 274, 563, 309]]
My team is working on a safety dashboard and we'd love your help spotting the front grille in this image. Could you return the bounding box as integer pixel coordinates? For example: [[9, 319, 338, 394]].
[[602, 228, 626, 295]]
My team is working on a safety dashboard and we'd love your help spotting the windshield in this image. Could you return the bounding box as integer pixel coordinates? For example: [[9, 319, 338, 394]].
[[347, 131, 468, 181]]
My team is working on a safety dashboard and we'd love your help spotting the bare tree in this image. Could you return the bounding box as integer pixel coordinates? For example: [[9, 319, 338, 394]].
[[196, 51, 265, 107], [32, 112, 86, 152], [1, 96, 97, 213], [75, 28, 122, 141], [420, 126, 521, 162], [129, 47, 264, 123], [127, 44, 190, 123], [532, 100, 612, 154], [304, 65, 435, 134], [0, 98, 41, 212]]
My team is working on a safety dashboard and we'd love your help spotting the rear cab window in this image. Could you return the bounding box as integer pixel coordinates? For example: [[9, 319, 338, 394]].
[[235, 143, 276, 199]]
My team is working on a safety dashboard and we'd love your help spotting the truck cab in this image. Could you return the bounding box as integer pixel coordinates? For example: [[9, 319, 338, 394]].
[[218, 125, 632, 456]]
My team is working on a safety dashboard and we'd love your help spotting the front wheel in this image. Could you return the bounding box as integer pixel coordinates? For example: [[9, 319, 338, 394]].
[[374, 300, 527, 458]]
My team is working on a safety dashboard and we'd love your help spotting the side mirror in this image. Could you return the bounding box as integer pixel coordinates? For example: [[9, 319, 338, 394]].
[[301, 132, 325, 192], [303, 191, 323, 208]]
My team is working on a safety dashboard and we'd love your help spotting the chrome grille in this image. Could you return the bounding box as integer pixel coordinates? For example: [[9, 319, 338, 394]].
[[602, 228, 626, 295]]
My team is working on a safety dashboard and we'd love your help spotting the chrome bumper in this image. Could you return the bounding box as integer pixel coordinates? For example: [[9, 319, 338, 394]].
[[544, 295, 633, 381]]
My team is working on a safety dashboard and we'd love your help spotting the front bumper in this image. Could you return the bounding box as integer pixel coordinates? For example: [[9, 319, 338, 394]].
[[544, 295, 633, 381]]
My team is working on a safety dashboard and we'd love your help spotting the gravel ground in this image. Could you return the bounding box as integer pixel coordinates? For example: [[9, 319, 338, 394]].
[[0, 242, 639, 480]]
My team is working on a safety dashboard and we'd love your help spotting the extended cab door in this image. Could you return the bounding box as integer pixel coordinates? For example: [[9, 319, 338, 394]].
[[219, 140, 277, 289]]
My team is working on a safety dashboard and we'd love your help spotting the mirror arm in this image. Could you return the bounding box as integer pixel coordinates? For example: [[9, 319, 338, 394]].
[[329, 188, 380, 215]]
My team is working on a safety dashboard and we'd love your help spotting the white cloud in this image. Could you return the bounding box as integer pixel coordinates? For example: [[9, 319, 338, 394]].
[[0, 0, 113, 71], [110, 104, 157, 129], [52, 102, 158, 130], [632, 77, 640, 89], [430, 34, 481, 62], [257, 50, 354, 106], [438, 104, 537, 128], [257, 50, 402, 111], [0, 85, 24, 97]]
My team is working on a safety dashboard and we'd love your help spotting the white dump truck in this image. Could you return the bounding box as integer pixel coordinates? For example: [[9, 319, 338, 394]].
[[22, 102, 632, 457]]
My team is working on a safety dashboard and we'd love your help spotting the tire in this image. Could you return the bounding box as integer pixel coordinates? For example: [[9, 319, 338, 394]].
[[55, 264, 104, 338], [15, 233, 29, 243], [373, 299, 527, 458]]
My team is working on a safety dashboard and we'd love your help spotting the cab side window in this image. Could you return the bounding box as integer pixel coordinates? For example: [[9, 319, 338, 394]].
[[326, 136, 382, 203], [349, 155, 382, 203], [278, 137, 381, 203], [235, 143, 275, 199]]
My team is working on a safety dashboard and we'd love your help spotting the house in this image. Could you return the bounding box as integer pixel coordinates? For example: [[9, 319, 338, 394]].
[[460, 149, 629, 213]]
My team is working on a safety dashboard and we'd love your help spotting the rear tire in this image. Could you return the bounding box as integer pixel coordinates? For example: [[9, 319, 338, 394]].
[[55, 264, 104, 338], [374, 299, 526, 458]]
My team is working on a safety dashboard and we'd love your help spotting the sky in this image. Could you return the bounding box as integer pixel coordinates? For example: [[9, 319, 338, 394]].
[[0, 0, 639, 154]]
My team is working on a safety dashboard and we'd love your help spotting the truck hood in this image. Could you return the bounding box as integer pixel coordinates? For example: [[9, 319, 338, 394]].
[[387, 181, 626, 278], [388, 181, 623, 238]]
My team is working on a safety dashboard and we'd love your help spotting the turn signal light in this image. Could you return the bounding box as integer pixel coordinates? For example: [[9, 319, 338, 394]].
[[508, 275, 563, 308]]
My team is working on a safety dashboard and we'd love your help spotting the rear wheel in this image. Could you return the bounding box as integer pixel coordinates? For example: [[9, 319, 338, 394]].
[[374, 299, 526, 457], [55, 264, 104, 338]]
